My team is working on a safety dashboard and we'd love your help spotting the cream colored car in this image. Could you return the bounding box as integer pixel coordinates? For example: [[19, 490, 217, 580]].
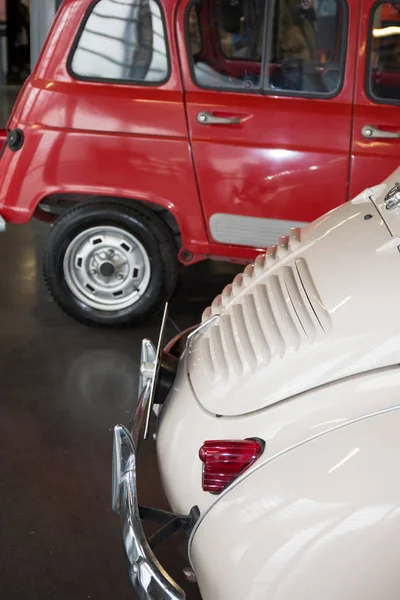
[[113, 167, 400, 600]]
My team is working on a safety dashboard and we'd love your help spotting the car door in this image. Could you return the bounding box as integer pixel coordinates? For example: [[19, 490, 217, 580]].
[[350, 0, 400, 198], [178, 0, 359, 250]]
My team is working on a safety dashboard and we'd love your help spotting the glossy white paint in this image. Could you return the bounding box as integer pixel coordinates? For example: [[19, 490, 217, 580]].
[[157, 362, 400, 516], [186, 168, 400, 416], [189, 409, 400, 600], [155, 168, 400, 599]]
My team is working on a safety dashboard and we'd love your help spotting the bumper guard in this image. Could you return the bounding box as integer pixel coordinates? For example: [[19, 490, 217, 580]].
[[112, 381, 198, 599]]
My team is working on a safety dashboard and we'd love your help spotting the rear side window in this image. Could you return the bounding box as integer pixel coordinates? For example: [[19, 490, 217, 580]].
[[367, 1, 400, 103], [70, 0, 169, 84]]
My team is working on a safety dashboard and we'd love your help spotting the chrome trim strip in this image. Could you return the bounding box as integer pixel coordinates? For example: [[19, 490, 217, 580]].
[[209, 214, 308, 248], [112, 424, 186, 600], [186, 315, 219, 346]]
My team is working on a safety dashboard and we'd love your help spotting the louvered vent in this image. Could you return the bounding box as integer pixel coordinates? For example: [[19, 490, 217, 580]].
[[198, 228, 331, 384]]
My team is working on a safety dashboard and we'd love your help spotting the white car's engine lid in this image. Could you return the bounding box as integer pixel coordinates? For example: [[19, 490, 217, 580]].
[[187, 170, 400, 416]]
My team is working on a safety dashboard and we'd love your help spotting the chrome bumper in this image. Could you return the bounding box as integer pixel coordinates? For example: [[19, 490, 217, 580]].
[[0, 215, 6, 232], [112, 382, 186, 600]]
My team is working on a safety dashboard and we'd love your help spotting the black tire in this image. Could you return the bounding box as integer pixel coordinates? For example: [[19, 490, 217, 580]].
[[42, 199, 178, 327]]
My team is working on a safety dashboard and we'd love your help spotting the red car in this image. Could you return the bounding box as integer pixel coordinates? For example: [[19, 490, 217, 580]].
[[0, 0, 398, 327]]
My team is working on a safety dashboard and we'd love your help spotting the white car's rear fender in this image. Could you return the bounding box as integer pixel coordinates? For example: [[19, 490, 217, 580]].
[[157, 362, 400, 516], [189, 407, 400, 600]]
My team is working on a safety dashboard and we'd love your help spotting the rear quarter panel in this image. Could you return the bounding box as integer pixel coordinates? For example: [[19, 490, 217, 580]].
[[189, 409, 400, 600], [0, 0, 208, 251], [157, 359, 400, 516]]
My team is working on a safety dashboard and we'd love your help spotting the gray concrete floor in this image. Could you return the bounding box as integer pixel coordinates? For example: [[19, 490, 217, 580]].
[[0, 220, 242, 599]]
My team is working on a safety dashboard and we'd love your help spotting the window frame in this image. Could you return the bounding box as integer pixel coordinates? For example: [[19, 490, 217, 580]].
[[184, 0, 268, 94], [67, 0, 171, 87], [365, 0, 400, 106], [185, 0, 349, 100]]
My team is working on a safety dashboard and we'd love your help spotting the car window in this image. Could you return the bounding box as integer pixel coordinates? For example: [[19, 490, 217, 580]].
[[186, 0, 266, 92], [216, 0, 264, 61], [367, 1, 400, 103], [70, 0, 169, 84], [265, 0, 348, 96], [188, 5, 203, 57]]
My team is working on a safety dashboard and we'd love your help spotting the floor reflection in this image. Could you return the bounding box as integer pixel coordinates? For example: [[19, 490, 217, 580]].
[[0, 219, 241, 599]]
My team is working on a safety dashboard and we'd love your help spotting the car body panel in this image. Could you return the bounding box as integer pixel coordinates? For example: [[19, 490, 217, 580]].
[[189, 408, 400, 600], [0, 0, 208, 250], [157, 358, 400, 516], [176, 0, 359, 230]]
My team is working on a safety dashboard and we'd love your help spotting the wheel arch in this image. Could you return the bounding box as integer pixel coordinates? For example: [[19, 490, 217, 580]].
[[35, 192, 182, 248]]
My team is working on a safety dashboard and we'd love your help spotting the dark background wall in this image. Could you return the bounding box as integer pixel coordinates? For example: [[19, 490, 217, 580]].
[[6, 0, 30, 83]]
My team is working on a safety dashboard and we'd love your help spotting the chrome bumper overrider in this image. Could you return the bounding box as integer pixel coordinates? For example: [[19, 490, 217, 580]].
[[112, 315, 213, 599], [113, 381, 193, 600], [112, 428, 186, 599]]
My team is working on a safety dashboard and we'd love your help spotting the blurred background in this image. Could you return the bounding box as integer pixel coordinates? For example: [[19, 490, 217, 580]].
[[0, 0, 63, 128]]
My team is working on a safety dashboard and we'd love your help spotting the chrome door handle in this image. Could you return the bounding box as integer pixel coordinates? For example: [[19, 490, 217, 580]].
[[197, 111, 241, 125], [362, 125, 400, 139]]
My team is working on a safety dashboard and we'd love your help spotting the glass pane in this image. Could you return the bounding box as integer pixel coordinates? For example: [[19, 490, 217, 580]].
[[266, 0, 347, 96], [188, 6, 202, 57], [187, 0, 266, 92], [216, 0, 264, 61], [369, 2, 400, 102], [0, 0, 31, 128], [71, 0, 169, 84]]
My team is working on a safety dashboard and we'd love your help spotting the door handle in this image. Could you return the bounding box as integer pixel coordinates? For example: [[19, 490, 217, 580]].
[[197, 111, 241, 125], [362, 125, 400, 139]]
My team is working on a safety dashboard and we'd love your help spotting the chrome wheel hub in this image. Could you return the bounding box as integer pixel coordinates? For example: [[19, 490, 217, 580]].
[[63, 226, 151, 312]]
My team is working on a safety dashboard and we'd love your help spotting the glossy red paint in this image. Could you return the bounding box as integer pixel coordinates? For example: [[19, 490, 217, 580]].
[[0, 0, 398, 265], [176, 0, 359, 227], [0, 0, 207, 253]]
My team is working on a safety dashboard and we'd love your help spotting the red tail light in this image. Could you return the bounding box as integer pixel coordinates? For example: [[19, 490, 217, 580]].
[[199, 439, 264, 494]]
